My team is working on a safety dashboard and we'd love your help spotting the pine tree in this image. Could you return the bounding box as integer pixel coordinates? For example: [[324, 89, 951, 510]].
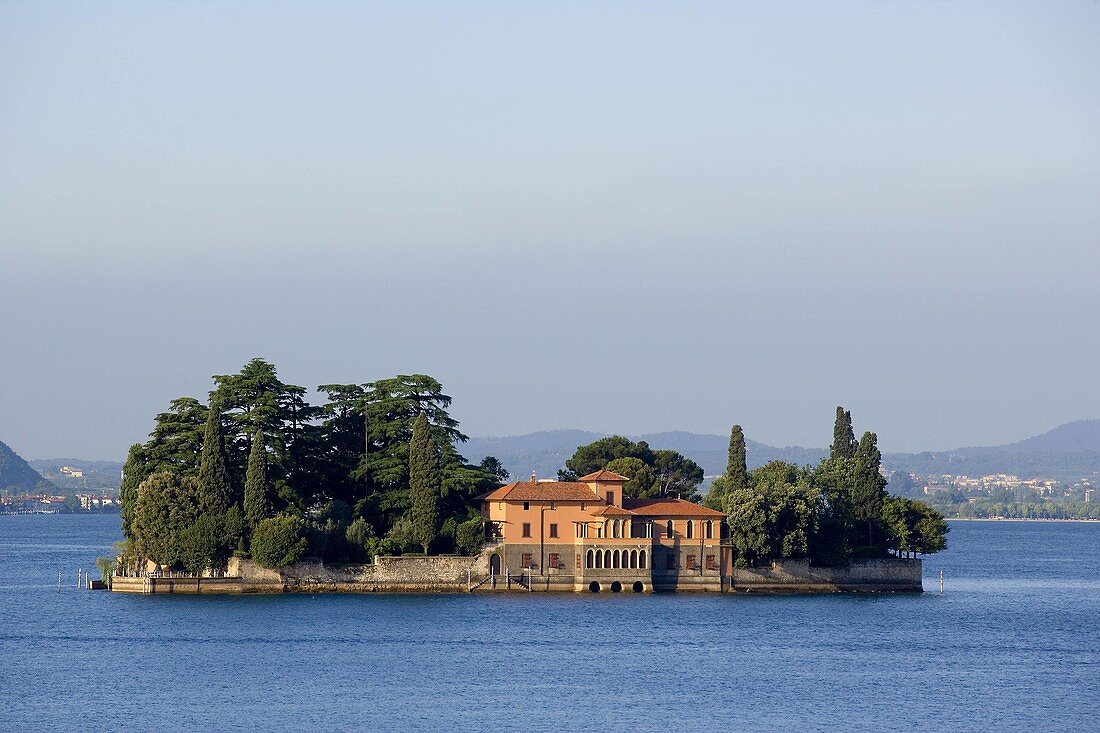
[[197, 397, 234, 517], [408, 412, 440, 554], [852, 431, 888, 547], [830, 407, 857, 460], [726, 425, 748, 490], [244, 429, 273, 531]]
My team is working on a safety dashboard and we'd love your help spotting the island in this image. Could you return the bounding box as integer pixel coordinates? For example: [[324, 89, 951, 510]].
[[109, 358, 946, 594]]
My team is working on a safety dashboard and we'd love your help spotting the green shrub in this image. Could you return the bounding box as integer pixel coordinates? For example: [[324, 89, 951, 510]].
[[251, 514, 308, 569], [455, 517, 485, 556]]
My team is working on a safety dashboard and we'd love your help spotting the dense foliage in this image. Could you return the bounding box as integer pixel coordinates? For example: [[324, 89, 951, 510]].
[[251, 514, 308, 569], [119, 359, 503, 573], [719, 408, 948, 567], [560, 436, 704, 499]]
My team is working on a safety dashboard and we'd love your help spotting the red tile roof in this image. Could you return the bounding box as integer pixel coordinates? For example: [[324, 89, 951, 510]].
[[623, 498, 725, 517], [477, 481, 597, 502], [578, 469, 629, 482], [592, 505, 636, 517]]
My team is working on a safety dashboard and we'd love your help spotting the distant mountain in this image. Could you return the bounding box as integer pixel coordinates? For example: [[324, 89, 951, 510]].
[[28, 459, 123, 490], [884, 420, 1100, 480], [0, 440, 55, 494], [463, 420, 1100, 483], [999, 419, 1100, 453], [462, 430, 825, 480]]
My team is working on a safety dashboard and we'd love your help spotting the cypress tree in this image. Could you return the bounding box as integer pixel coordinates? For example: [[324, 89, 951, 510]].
[[852, 431, 888, 547], [198, 397, 234, 517], [119, 443, 148, 541], [244, 429, 273, 531], [830, 407, 857, 460], [726, 425, 748, 491], [408, 412, 440, 555]]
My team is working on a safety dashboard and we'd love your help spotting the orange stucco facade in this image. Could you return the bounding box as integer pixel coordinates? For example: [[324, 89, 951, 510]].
[[477, 470, 726, 592]]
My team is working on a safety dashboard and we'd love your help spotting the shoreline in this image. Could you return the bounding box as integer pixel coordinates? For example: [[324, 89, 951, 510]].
[[945, 517, 1100, 523]]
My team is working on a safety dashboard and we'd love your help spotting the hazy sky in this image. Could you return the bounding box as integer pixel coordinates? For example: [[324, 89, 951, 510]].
[[2, 1, 1098, 460]]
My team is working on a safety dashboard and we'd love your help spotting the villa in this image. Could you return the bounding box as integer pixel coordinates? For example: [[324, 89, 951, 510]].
[[478, 469, 727, 592]]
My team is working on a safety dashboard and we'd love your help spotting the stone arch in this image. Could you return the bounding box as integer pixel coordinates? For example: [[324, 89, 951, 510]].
[[490, 554, 501, 576], [610, 581, 622, 593], [612, 550, 620, 569], [604, 549, 612, 568], [589, 581, 600, 592], [630, 549, 638, 569], [632, 581, 644, 593], [640, 549, 647, 569], [586, 549, 594, 569]]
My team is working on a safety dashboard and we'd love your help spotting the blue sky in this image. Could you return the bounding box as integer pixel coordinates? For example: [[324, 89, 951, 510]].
[[1, 1, 1098, 459]]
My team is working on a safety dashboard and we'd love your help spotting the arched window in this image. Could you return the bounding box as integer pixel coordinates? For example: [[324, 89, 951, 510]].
[[586, 549, 594, 569], [640, 550, 647, 569], [604, 549, 612, 569], [615, 550, 622, 569], [630, 549, 638, 568], [705, 520, 713, 539], [686, 520, 694, 539], [666, 520, 674, 538], [596, 549, 603, 568], [612, 520, 620, 539]]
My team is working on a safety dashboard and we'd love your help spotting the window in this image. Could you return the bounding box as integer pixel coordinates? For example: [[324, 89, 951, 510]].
[[705, 520, 713, 539], [550, 501, 556, 510], [549, 553, 561, 569], [581, 502, 587, 511], [612, 550, 620, 569], [586, 549, 594, 568], [522, 523, 531, 538], [706, 554, 717, 571], [666, 552, 676, 570], [687, 520, 695, 539], [498, 502, 504, 510], [687, 554, 697, 570], [549, 523, 558, 539], [666, 520, 674, 538], [523, 501, 530, 511], [640, 550, 647, 569], [521, 553, 533, 569], [606, 491, 615, 505]]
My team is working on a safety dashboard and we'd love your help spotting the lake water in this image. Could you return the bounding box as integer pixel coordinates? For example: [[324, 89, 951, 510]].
[[1, 516, 1097, 732]]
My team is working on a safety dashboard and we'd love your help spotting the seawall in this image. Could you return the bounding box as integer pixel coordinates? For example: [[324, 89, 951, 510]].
[[730, 558, 922, 592], [112, 554, 921, 594]]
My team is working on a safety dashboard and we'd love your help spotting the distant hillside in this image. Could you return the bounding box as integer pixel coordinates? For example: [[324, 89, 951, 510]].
[[0, 440, 54, 494], [999, 419, 1100, 452], [463, 420, 1100, 482], [462, 430, 825, 480], [28, 458, 123, 490], [883, 420, 1100, 480]]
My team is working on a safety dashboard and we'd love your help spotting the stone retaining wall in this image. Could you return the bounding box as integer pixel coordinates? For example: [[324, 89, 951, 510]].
[[113, 554, 921, 594], [111, 575, 246, 594], [731, 558, 922, 592]]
